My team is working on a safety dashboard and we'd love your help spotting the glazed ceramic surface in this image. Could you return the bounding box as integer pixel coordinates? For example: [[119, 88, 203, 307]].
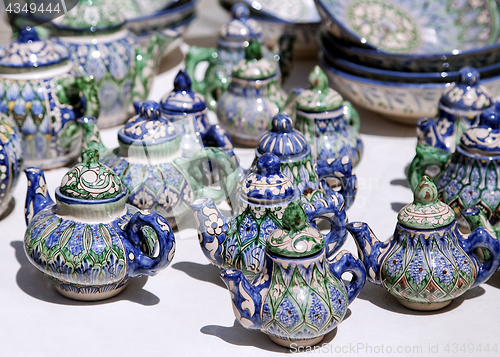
[[219, 203, 365, 347], [217, 41, 287, 146], [220, 0, 320, 23], [0, 27, 100, 169], [23, 149, 176, 300], [347, 176, 500, 310], [0, 114, 22, 218], [191, 153, 349, 278], [316, 0, 499, 54], [292, 66, 363, 166], [79, 101, 238, 227]]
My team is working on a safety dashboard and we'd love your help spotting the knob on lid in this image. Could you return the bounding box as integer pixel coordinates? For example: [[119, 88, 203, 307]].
[[295, 66, 344, 112], [160, 70, 207, 114], [460, 107, 500, 156], [232, 40, 276, 80], [218, 3, 263, 42], [440, 67, 491, 111]]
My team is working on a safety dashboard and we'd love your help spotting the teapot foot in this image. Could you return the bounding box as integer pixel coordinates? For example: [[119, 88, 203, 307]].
[[397, 298, 452, 311], [268, 334, 325, 348], [54, 281, 129, 301]]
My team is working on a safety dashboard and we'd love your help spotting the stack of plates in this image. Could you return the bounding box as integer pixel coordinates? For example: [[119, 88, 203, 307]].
[[316, 0, 500, 124]]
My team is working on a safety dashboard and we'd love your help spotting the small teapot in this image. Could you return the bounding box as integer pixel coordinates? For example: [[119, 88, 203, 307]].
[[23, 149, 176, 300], [220, 202, 366, 347], [78, 101, 239, 228], [216, 40, 287, 147], [347, 176, 500, 311], [289, 66, 363, 166], [409, 108, 500, 227], [191, 153, 349, 278], [416, 67, 493, 154], [0, 27, 100, 169]]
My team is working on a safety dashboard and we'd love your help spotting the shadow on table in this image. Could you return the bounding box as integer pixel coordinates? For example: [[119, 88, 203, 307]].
[[0, 197, 15, 220], [157, 46, 185, 75], [201, 319, 339, 353], [485, 270, 500, 289], [171, 261, 225, 288], [357, 280, 485, 315], [11, 240, 160, 306]]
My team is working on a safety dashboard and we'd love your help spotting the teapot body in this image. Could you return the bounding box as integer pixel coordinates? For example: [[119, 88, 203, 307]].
[[0, 117, 21, 217]]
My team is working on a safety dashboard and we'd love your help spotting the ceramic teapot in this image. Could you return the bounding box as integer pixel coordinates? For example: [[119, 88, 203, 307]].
[[78, 101, 239, 228], [409, 108, 500, 227], [0, 27, 100, 169], [191, 153, 349, 278], [220, 202, 366, 347], [347, 176, 500, 311], [416, 67, 493, 154], [23, 149, 176, 301], [0, 114, 22, 218], [186, 3, 269, 111], [53, 0, 166, 128], [216, 40, 287, 147], [289, 66, 363, 166]]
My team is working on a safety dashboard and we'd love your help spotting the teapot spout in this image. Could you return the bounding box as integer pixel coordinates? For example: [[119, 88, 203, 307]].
[[220, 268, 263, 330], [77, 117, 108, 156], [191, 197, 230, 268], [24, 168, 54, 226], [346, 222, 391, 285], [416, 117, 448, 152]]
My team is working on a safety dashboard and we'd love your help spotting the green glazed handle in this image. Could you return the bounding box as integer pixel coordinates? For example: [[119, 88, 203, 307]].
[[343, 101, 360, 132], [408, 144, 451, 190], [75, 75, 101, 119], [174, 147, 239, 203], [185, 46, 217, 95], [131, 47, 154, 105]]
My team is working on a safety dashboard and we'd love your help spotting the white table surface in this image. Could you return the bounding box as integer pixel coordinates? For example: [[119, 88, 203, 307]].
[[1, 1, 500, 356]]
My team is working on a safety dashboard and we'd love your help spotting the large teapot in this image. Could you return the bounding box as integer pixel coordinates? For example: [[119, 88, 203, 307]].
[[0, 27, 100, 169], [79, 101, 239, 228], [220, 202, 366, 347], [191, 153, 349, 278], [347, 176, 500, 311], [24, 149, 176, 301]]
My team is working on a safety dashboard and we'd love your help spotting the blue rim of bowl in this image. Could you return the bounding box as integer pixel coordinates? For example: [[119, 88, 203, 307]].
[[127, 0, 198, 22], [133, 11, 196, 36], [315, 0, 500, 56]]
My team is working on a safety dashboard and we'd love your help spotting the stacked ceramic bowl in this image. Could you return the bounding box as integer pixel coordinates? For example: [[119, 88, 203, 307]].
[[315, 0, 500, 124]]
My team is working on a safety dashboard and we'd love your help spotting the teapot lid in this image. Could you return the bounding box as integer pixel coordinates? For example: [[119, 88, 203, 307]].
[[242, 153, 295, 204], [257, 114, 309, 159], [296, 66, 344, 112], [266, 201, 324, 257], [118, 101, 179, 145], [0, 27, 69, 71], [460, 107, 500, 156], [218, 3, 263, 43], [60, 149, 123, 200], [398, 176, 455, 229], [232, 40, 276, 80], [52, 0, 125, 31], [160, 70, 207, 114], [440, 67, 491, 112]]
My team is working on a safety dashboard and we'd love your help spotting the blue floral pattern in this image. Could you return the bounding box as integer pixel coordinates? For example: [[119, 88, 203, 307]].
[[386, 248, 405, 277], [433, 251, 455, 286], [239, 215, 258, 243]]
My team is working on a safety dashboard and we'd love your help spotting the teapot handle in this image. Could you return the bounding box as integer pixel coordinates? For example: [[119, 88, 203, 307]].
[[75, 75, 101, 119], [304, 192, 347, 259], [174, 147, 239, 203], [328, 250, 366, 305], [407, 144, 451, 190], [315, 156, 357, 209], [123, 210, 176, 278], [343, 101, 360, 132], [185, 46, 217, 96]]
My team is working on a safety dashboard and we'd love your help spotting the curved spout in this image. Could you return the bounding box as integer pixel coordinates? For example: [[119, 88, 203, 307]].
[[416, 117, 448, 152], [77, 117, 108, 156], [219, 268, 264, 330], [24, 168, 54, 226], [346, 222, 392, 285]]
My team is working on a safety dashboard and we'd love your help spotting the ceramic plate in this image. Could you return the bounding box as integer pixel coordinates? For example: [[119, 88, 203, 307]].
[[316, 0, 500, 54], [109, 0, 179, 19]]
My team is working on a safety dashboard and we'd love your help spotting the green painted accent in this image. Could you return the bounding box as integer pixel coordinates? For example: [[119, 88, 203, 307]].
[[60, 149, 122, 200], [408, 144, 451, 190], [232, 41, 276, 80], [245, 40, 263, 60], [296, 66, 343, 112]]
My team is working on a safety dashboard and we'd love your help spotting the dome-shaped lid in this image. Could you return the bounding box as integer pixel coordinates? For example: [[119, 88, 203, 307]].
[[60, 149, 123, 200], [160, 70, 207, 114], [266, 201, 324, 257], [242, 153, 295, 203], [296, 66, 344, 112], [257, 114, 309, 159], [218, 3, 263, 42], [232, 40, 276, 80], [0, 27, 69, 70], [398, 176, 455, 229], [460, 107, 500, 156], [53, 0, 125, 31], [440, 67, 492, 112], [119, 101, 179, 145]]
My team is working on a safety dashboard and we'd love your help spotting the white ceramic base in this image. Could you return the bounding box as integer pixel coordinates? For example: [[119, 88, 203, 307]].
[[54, 282, 129, 301], [269, 335, 325, 348], [397, 298, 452, 311]]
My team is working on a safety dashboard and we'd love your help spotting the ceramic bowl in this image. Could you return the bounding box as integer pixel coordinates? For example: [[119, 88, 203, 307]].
[[315, 0, 500, 55], [319, 54, 500, 125]]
